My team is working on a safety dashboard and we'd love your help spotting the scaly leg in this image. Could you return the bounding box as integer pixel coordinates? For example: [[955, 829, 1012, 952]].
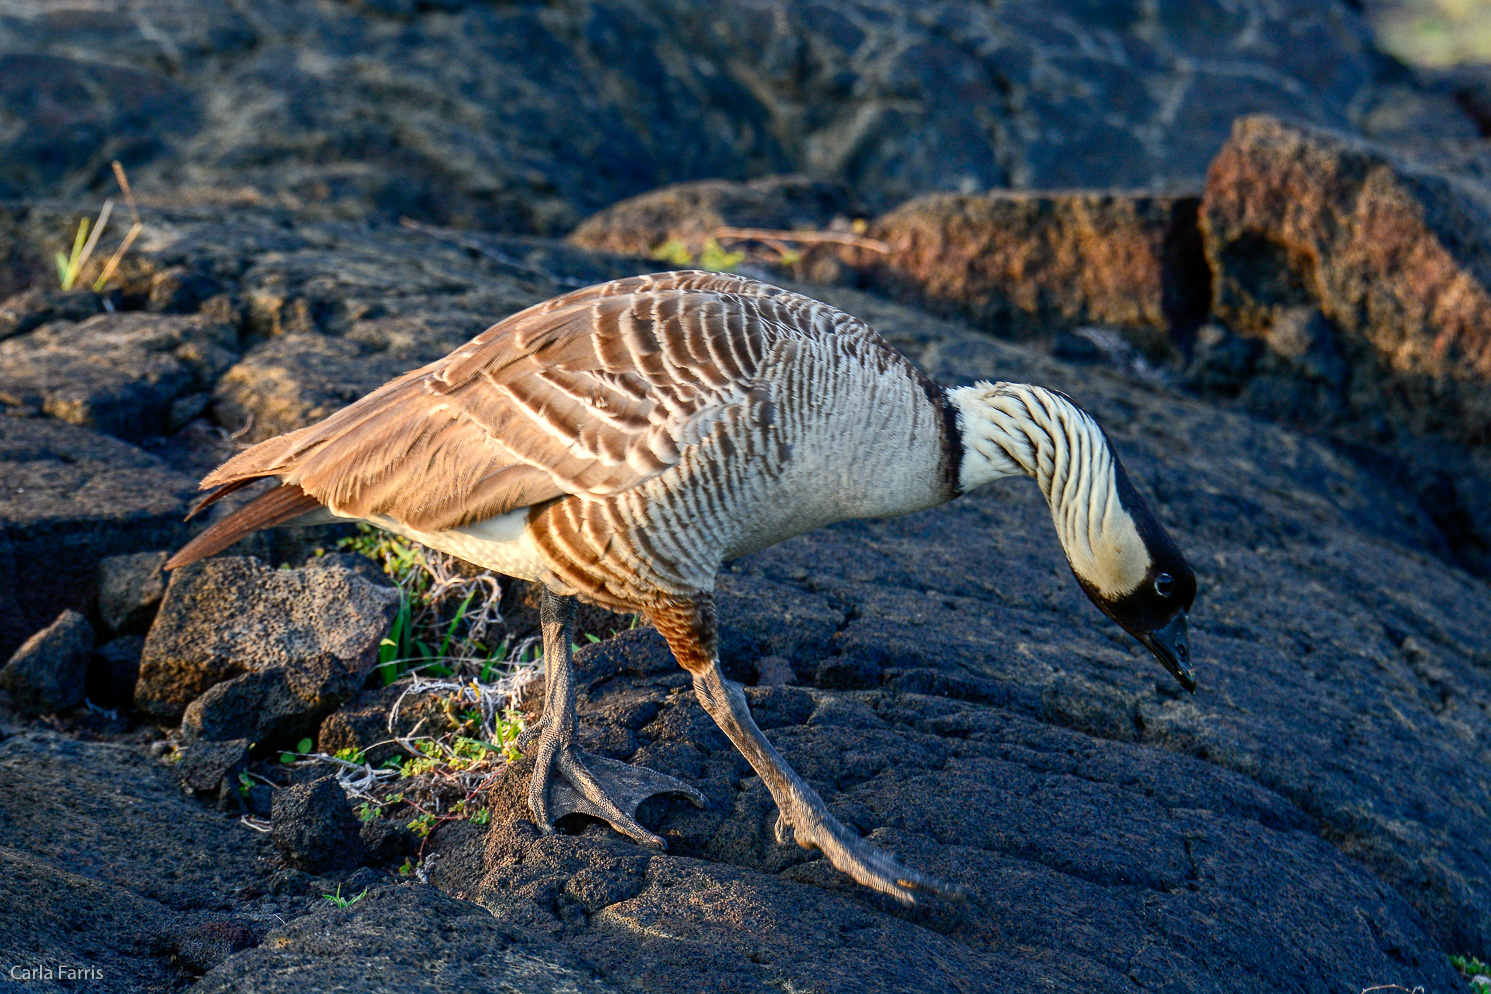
[[526, 588, 705, 848], [651, 596, 964, 904]]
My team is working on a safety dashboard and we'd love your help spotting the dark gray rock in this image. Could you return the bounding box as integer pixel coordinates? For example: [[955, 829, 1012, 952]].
[[196, 884, 621, 993], [0, 609, 92, 713], [317, 683, 446, 766], [96, 550, 170, 636], [0, 312, 239, 441], [87, 634, 144, 709], [359, 817, 418, 867], [136, 556, 398, 725], [0, 0, 1469, 228], [270, 776, 367, 873], [0, 732, 275, 994], [183, 669, 326, 745], [0, 286, 104, 342], [0, 416, 196, 658], [174, 738, 252, 802]]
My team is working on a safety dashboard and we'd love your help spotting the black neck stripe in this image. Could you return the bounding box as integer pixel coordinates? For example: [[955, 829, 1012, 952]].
[[917, 376, 964, 499]]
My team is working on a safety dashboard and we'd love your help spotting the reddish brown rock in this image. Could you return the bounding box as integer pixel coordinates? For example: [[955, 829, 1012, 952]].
[[567, 176, 856, 259], [858, 191, 1209, 340], [1201, 115, 1491, 438]]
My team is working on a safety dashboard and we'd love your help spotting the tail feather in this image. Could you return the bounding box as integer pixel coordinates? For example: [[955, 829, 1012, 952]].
[[166, 484, 325, 570]]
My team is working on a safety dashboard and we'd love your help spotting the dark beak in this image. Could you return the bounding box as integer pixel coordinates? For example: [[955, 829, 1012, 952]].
[[1139, 611, 1195, 692]]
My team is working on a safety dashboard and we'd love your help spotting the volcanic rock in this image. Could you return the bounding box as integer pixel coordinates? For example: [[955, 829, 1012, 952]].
[[0, 609, 92, 713], [136, 556, 398, 726], [270, 776, 367, 873]]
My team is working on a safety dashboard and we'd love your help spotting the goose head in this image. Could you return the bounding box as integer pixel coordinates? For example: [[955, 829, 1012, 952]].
[[948, 381, 1198, 690], [1065, 457, 1197, 691]]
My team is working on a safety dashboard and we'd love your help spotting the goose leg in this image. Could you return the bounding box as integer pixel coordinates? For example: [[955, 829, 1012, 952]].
[[651, 597, 965, 905], [526, 588, 705, 849]]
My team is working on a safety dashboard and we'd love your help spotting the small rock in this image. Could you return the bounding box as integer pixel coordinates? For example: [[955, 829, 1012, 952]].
[[567, 175, 856, 258], [1051, 331, 1105, 362], [97, 550, 170, 635], [182, 669, 318, 745], [88, 634, 144, 707], [266, 868, 317, 897], [0, 609, 92, 713], [174, 738, 253, 800], [168, 919, 258, 975], [271, 776, 367, 873], [813, 655, 878, 690], [359, 816, 418, 865], [168, 393, 211, 431], [137, 556, 399, 722]]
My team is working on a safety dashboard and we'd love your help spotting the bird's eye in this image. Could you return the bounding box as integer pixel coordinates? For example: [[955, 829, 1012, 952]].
[[1154, 573, 1174, 597]]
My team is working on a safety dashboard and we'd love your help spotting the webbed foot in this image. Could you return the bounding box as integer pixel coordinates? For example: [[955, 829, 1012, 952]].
[[529, 744, 705, 849]]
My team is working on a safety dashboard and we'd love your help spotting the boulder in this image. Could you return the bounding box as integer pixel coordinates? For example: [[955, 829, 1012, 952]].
[[568, 175, 857, 257], [1201, 114, 1491, 437], [96, 550, 170, 636], [0, 416, 195, 658], [0, 609, 92, 713], [856, 190, 1210, 341], [136, 556, 399, 726], [270, 776, 367, 873], [0, 312, 239, 441]]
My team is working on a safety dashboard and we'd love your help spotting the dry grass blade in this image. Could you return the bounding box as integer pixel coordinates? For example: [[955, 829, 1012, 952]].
[[92, 221, 143, 293]]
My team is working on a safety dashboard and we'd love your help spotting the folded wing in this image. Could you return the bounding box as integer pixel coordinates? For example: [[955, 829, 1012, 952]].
[[192, 271, 817, 533]]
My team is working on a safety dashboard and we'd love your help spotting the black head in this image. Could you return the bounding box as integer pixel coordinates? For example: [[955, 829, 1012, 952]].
[[1072, 457, 1199, 691]]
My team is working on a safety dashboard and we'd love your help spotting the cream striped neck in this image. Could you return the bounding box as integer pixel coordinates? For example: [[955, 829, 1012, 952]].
[[948, 381, 1151, 600]]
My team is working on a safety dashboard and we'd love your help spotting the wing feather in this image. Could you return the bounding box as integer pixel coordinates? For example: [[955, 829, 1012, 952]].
[[191, 272, 887, 532]]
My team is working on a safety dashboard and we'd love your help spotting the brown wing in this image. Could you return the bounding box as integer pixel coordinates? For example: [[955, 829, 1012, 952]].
[[194, 271, 853, 533]]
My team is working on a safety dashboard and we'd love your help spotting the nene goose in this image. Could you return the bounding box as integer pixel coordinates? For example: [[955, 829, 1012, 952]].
[[167, 271, 1197, 902]]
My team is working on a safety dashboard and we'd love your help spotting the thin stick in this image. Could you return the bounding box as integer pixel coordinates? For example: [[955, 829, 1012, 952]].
[[112, 160, 139, 224], [711, 226, 890, 253]]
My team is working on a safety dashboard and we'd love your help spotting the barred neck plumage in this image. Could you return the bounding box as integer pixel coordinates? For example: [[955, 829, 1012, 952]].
[[947, 381, 1151, 599]]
